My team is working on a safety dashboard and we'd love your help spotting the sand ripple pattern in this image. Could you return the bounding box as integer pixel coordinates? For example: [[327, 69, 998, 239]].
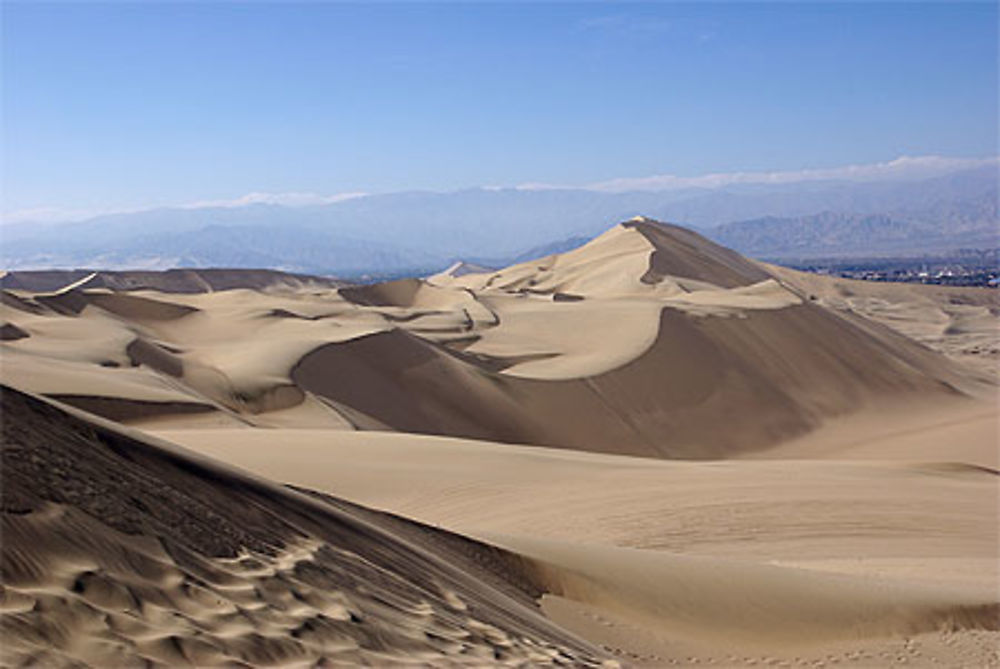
[[1, 386, 611, 667]]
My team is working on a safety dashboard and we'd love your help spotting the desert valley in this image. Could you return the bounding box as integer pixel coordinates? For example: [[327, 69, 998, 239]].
[[1, 218, 997, 667]]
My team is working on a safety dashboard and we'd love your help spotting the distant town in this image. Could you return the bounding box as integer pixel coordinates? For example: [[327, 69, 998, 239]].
[[785, 249, 1000, 288]]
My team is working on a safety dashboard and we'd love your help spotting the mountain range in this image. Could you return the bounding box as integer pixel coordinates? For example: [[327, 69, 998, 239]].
[[2, 165, 996, 274]]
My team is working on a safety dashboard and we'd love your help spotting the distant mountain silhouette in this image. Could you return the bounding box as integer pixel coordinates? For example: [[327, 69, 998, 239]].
[[2, 166, 995, 272]]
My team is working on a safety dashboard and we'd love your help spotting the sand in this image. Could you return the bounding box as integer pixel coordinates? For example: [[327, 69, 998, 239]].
[[155, 402, 999, 665], [766, 262, 999, 381], [2, 386, 612, 667], [2, 221, 991, 450], [2, 218, 998, 666]]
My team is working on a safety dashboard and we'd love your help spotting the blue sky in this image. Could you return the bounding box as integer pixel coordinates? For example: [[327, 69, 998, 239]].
[[2, 2, 997, 220]]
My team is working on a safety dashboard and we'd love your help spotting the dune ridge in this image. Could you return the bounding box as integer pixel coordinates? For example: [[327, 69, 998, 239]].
[[0, 268, 343, 295], [1, 385, 611, 667]]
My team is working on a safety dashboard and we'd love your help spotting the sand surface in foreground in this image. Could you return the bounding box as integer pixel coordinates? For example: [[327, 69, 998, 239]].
[[157, 393, 999, 665], [2, 387, 612, 667]]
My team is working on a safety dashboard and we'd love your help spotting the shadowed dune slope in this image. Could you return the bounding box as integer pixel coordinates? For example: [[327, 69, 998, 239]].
[[0, 269, 342, 294], [339, 277, 423, 307], [29, 287, 200, 320], [0, 385, 608, 667], [293, 297, 970, 459], [0, 323, 29, 341], [766, 262, 1000, 379], [0, 291, 43, 315], [625, 219, 772, 288]]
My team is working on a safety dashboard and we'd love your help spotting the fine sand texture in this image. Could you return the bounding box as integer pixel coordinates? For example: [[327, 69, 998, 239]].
[[157, 408, 999, 666], [2, 218, 998, 666], [1, 385, 612, 667]]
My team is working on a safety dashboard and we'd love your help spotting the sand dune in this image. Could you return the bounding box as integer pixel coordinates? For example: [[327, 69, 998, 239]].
[[513, 537, 997, 646], [3, 221, 991, 455], [768, 262, 999, 380], [292, 298, 976, 457], [0, 268, 343, 294], [0, 323, 28, 341], [1, 385, 611, 667], [153, 420, 998, 573], [2, 218, 998, 665], [157, 413, 999, 664]]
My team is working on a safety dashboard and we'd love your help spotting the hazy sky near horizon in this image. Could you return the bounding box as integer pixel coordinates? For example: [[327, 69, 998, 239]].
[[3, 2, 997, 219]]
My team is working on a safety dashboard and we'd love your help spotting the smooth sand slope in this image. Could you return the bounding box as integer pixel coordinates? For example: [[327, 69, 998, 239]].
[[2, 218, 998, 666], [157, 416, 999, 665], [767, 263, 999, 380], [1, 386, 611, 667]]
